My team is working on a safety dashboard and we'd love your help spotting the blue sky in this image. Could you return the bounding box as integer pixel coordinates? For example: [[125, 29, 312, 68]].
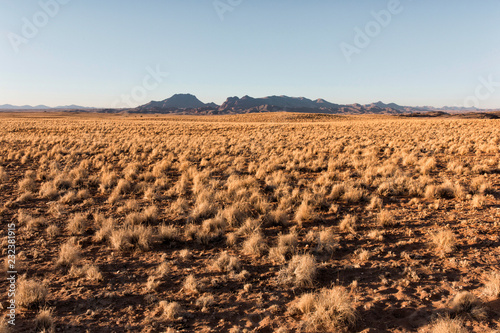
[[1, 0, 500, 108]]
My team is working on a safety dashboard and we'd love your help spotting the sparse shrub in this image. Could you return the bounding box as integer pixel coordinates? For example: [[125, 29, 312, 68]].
[[293, 286, 357, 332], [294, 200, 314, 225], [278, 254, 316, 288], [158, 224, 180, 243], [483, 271, 500, 298], [449, 291, 486, 320], [429, 317, 466, 333], [56, 239, 80, 267], [430, 229, 456, 256], [182, 274, 200, 294], [158, 301, 182, 320], [67, 213, 87, 235], [213, 251, 240, 273], [34, 308, 55, 333], [196, 294, 215, 312], [242, 232, 267, 257], [339, 214, 356, 233], [377, 209, 395, 227], [17, 276, 48, 309], [471, 194, 486, 209]]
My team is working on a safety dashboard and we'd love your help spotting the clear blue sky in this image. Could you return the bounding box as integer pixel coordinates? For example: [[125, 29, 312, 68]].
[[1, 0, 500, 108]]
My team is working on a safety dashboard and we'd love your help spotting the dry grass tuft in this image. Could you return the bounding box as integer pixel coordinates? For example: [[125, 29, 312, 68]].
[[17, 276, 48, 309], [56, 239, 81, 267], [34, 308, 55, 333], [294, 286, 357, 332], [429, 317, 466, 333], [213, 251, 240, 273], [430, 229, 457, 256], [449, 291, 487, 320], [483, 271, 500, 298], [339, 214, 357, 234], [158, 301, 182, 320], [377, 209, 396, 228], [278, 254, 317, 288]]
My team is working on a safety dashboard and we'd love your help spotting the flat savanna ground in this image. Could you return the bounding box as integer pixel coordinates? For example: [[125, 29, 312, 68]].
[[0, 112, 499, 333]]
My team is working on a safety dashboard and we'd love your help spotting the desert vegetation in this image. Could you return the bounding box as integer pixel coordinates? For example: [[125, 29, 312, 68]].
[[0, 112, 499, 332]]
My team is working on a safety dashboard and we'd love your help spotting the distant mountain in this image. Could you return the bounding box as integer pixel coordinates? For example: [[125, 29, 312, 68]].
[[0, 104, 94, 110], [219, 95, 340, 112], [133, 94, 411, 115], [136, 94, 217, 112]]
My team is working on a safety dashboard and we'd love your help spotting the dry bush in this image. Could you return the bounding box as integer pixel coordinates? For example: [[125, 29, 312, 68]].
[[17, 276, 48, 309], [56, 239, 81, 267], [93, 217, 116, 243], [158, 301, 182, 320], [213, 251, 240, 273], [430, 229, 457, 256], [471, 194, 486, 209], [429, 317, 466, 333], [158, 224, 181, 243], [269, 232, 298, 263], [34, 308, 55, 333], [242, 232, 267, 257], [483, 271, 500, 298], [278, 254, 316, 288], [294, 200, 315, 225], [196, 294, 215, 312], [366, 196, 383, 210], [449, 291, 486, 320], [339, 214, 357, 234], [18, 177, 36, 193], [293, 286, 357, 332], [69, 264, 103, 282], [39, 181, 59, 199], [182, 274, 200, 294], [377, 209, 395, 228], [67, 213, 87, 235], [46, 224, 60, 238]]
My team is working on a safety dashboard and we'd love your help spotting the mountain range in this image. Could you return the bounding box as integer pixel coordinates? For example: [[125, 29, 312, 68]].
[[2, 94, 498, 115], [0, 104, 94, 110], [133, 94, 428, 115]]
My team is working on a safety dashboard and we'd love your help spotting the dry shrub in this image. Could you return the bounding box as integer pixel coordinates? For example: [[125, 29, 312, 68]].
[[242, 232, 267, 257], [93, 217, 116, 243], [182, 274, 200, 294], [471, 194, 486, 209], [449, 291, 486, 320], [306, 228, 337, 255], [69, 264, 103, 282], [483, 271, 500, 298], [17, 276, 48, 309], [294, 200, 315, 225], [158, 301, 182, 320], [429, 317, 466, 333], [56, 239, 80, 267], [366, 196, 383, 211], [294, 286, 357, 332], [67, 213, 87, 235], [18, 177, 36, 192], [39, 181, 58, 199], [430, 229, 456, 256], [339, 214, 357, 234], [46, 224, 60, 238], [34, 308, 55, 333], [269, 232, 298, 263], [213, 251, 240, 273], [278, 254, 316, 288], [158, 224, 181, 243], [196, 294, 215, 312], [377, 209, 395, 228]]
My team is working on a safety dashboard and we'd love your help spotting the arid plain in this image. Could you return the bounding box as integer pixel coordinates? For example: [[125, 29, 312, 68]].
[[0, 113, 499, 332]]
